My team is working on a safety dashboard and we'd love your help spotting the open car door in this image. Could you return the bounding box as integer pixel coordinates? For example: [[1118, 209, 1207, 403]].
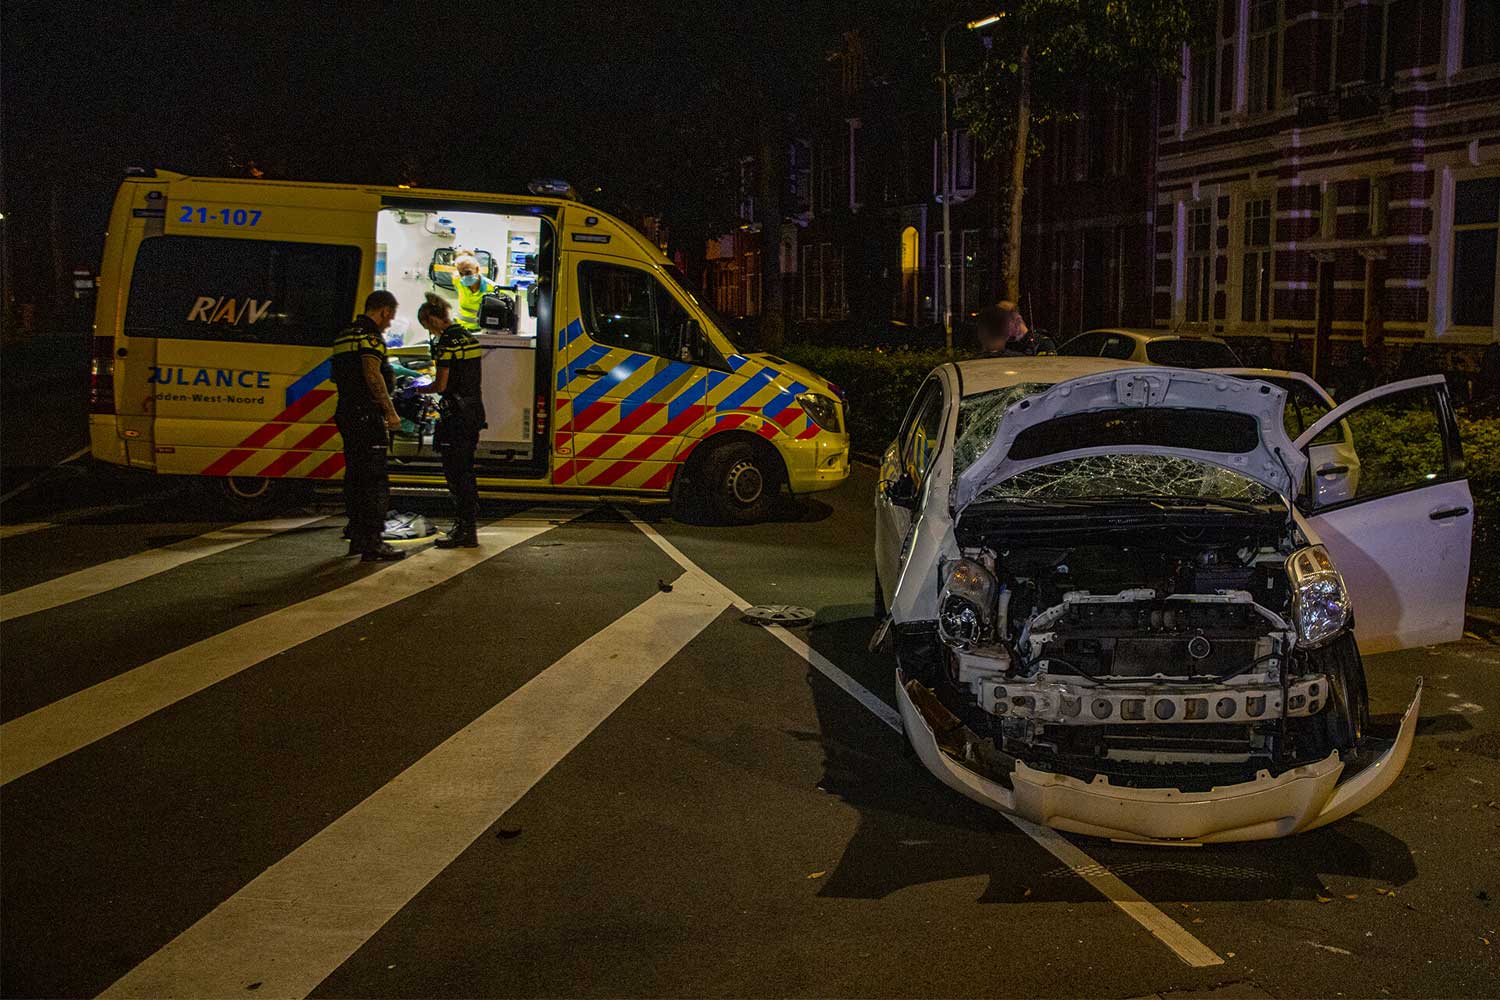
[[1295, 375, 1473, 655]]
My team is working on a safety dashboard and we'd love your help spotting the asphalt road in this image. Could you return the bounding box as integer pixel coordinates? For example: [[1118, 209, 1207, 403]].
[[2, 448, 1498, 997]]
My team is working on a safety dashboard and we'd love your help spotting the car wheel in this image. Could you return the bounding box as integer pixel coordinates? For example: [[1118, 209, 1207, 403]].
[[700, 439, 779, 524], [211, 476, 305, 515], [1310, 633, 1370, 751]]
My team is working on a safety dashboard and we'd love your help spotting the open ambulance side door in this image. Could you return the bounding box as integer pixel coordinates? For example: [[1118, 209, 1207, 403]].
[[1294, 375, 1473, 655]]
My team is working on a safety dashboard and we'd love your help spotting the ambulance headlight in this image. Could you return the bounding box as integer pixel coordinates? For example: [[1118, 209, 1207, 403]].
[[797, 392, 843, 434], [938, 558, 997, 649], [1286, 544, 1351, 648]]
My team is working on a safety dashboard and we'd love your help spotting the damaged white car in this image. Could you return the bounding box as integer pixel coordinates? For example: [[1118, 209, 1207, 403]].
[[874, 359, 1473, 844]]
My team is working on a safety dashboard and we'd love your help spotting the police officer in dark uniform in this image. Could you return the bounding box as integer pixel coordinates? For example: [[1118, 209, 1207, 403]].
[[332, 290, 406, 561], [416, 292, 487, 548]]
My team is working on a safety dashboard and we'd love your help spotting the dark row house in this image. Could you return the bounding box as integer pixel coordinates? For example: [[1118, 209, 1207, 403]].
[[707, 1, 1499, 372]]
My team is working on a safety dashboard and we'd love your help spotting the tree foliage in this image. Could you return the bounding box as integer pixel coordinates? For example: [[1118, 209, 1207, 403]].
[[954, 0, 1214, 159]]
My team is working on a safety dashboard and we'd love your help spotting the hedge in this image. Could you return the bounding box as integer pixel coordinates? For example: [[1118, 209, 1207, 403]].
[[780, 344, 1499, 604], [778, 345, 954, 456]]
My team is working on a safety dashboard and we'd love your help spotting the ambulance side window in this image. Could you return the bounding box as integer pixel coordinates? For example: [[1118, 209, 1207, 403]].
[[577, 260, 698, 362], [125, 236, 361, 347]]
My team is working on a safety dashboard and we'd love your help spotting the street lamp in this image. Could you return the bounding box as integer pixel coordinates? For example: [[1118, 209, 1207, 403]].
[[940, 11, 1003, 352]]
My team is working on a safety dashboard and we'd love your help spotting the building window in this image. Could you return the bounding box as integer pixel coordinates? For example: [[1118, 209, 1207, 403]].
[[1451, 176, 1500, 328], [1188, 45, 1217, 128], [848, 119, 862, 211], [1241, 198, 1273, 323], [816, 139, 834, 217], [1369, 175, 1389, 237], [1248, 0, 1281, 114], [1185, 203, 1213, 323], [1109, 100, 1134, 176], [954, 129, 976, 193], [788, 139, 812, 218], [1464, 0, 1500, 69]]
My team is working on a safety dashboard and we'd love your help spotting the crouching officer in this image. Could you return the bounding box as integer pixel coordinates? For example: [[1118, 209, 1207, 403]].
[[332, 290, 406, 561], [417, 292, 487, 547]]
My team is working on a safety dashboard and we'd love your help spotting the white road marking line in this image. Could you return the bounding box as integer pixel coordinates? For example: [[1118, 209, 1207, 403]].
[[0, 445, 90, 504], [0, 522, 54, 539], [624, 512, 1225, 970], [0, 509, 580, 786], [0, 516, 327, 623], [102, 571, 730, 1000]]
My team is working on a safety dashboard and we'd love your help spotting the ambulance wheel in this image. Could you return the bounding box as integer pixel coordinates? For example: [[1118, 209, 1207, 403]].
[[212, 476, 305, 513], [700, 439, 780, 524]]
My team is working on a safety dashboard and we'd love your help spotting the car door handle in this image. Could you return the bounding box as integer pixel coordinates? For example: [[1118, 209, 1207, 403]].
[[1316, 464, 1349, 476], [573, 367, 606, 378], [1429, 506, 1469, 520]]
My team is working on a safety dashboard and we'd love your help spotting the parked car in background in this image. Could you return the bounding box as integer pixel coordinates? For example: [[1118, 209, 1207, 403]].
[[1057, 328, 1241, 368], [874, 356, 1472, 844]]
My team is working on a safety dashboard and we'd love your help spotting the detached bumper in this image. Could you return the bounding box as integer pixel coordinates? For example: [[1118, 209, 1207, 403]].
[[896, 670, 1422, 845]]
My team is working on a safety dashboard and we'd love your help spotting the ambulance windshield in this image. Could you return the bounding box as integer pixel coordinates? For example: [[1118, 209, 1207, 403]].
[[665, 264, 743, 355]]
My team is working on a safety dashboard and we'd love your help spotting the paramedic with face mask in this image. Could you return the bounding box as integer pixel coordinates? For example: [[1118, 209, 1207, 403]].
[[416, 292, 487, 547], [332, 290, 406, 561], [452, 251, 503, 331]]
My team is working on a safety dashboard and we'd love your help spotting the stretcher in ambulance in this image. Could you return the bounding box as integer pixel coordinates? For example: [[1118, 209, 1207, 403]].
[[88, 170, 850, 522]]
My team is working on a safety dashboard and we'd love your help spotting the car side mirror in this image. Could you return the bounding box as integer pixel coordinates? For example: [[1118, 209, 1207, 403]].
[[883, 471, 919, 509]]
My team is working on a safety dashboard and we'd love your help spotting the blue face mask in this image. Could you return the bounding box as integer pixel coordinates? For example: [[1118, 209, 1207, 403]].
[[459, 273, 480, 288]]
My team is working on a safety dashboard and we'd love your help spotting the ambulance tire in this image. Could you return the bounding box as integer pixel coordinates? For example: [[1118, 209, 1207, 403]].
[[211, 475, 308, 514], [699, 438, 781, 524]]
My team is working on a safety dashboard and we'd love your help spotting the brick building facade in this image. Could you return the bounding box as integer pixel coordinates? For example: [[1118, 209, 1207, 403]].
[[706, 2, 1498, 368]]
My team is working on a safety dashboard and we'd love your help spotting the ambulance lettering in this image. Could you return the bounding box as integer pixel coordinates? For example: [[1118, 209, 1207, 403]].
[[148, 367, 272, 389], [185, 296, 273, 325]]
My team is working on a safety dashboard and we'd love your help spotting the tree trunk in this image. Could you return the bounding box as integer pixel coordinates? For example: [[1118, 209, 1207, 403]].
[[755, 112, 787, 350], [1004, 44, 1032, 304]]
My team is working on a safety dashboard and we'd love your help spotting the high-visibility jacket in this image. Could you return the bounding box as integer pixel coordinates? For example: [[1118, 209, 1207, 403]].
[[455, 274, 501, 330]]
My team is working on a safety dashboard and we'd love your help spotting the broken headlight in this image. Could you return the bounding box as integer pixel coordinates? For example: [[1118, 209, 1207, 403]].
[[797, 392, 843, 434], [938, 558, 997, 649], [1286, 544, 1350, 648]]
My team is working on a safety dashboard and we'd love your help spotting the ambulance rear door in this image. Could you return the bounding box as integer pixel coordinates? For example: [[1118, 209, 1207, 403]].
[[140, 179, 376, 480]]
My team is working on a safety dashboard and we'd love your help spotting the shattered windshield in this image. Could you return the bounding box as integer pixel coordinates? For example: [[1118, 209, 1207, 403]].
[[954, 383, 1053, 476], [978, 454, 1279, 504]]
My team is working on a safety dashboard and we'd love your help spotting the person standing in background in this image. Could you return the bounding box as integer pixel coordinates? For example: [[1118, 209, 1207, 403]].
[[452, 252, 504, 331], [976, 301, 1033, 356]]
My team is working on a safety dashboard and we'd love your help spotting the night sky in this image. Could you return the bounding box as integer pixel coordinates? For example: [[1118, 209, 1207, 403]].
[[2, 1, 930, 307]]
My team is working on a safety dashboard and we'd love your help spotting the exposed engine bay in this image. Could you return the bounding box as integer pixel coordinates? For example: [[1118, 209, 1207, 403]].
[[919, 508, 1368, 792]]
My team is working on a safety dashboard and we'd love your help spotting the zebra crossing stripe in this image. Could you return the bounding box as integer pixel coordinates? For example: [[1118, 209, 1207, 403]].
[[0, 516, 325, 624], [100, 568, 730, 1000], [0, 510, 580, 785]]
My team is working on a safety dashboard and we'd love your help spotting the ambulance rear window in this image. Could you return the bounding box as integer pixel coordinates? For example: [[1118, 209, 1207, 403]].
[[125, 236, 361, 347]]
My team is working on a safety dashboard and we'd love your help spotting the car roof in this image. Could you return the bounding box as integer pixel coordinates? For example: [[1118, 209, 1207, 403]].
[[1082, 328, 1231, 344], [953, 355, 1146, 396]]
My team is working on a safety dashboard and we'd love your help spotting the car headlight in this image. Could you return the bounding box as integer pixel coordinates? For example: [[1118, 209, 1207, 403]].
[[797, 392, 842, 434], [939, 558, 997, 649], [1286, 544, 1351, 648]]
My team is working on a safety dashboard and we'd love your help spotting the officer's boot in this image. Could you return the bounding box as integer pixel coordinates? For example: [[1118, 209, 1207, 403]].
[[435, 521, 479, 549]]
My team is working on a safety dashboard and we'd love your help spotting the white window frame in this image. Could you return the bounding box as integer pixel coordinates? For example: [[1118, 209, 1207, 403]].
[[1184, 200, 1214, 325], [1238, 193, 1275, 324], [1438, 166, 1500, 335]]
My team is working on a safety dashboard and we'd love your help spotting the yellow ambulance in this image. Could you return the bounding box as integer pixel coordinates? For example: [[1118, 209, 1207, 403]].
[[88, 170, 850, 522]]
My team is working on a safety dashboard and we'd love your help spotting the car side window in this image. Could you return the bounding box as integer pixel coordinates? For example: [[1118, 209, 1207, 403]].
[[1286, 382, 1342, 445], [901, 380, 945, 489], [1100, 334, 1135, 360], [1306, 383, 1456, 508], [577, 260, 700, 361], [1059, 333, 1104, 356]]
